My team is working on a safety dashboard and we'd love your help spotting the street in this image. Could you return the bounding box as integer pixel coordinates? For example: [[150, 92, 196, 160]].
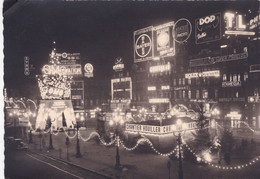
[[5, 149, 110, 179]]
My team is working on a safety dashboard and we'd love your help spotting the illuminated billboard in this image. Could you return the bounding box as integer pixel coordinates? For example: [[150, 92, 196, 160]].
[[224, 12, 255, 36], [195, 13, 221, 44], [111, 77, 132, 100], [134, 26, 153, 63], [153, 22, 175, 57], [37, 75, 72, 100], [49, 51, 80, 65], [35, 100, 76, 130], [42, 64, 82, 76]]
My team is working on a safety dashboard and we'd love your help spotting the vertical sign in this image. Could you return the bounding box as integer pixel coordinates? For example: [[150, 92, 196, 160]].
[[153, 22, 175, 58], [195, 13, 221, 44], [134, 26, 153, 63], [24, 56, 30, 76]]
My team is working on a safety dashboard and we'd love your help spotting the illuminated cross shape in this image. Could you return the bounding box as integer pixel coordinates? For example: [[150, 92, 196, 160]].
[[135, 34, 152, 58]]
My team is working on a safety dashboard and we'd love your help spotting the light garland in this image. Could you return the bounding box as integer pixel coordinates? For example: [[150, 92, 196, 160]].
[[64, 129, 77, 139], [183, 143, 260, 170], [97, 135, 116, 146], [78, 131, 100, 142], [119, 138, 147, 151]]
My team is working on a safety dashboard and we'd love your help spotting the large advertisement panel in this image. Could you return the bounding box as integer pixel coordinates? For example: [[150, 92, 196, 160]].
[[153, 22, 175, 58], [195, 13, 221, 44], [134, 26, 153, 63], [35, 100, 76, 130]]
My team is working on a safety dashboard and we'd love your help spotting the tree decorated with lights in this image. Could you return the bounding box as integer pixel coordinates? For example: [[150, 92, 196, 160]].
[[35, 42, 77, 130]]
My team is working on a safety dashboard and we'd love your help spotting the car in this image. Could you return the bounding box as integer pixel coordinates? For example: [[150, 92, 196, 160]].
[[12, 139, 28, 150]]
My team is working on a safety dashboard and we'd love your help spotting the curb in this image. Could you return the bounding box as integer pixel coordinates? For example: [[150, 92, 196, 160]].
[[28, 149, 114, 179]]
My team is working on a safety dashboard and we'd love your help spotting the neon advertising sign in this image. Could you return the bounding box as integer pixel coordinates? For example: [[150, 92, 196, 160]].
[[134, 26, 153, 63], [195, 13, 221, 44], [224, 12, 255, 36], [42, 64, 82, 76], [149, 62, 171, 73]]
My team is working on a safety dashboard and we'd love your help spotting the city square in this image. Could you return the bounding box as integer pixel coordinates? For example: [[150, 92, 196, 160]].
[[3, 1, 260, 179]]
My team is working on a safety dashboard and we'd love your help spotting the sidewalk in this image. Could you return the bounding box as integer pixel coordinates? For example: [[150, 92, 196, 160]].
[[27, 129, 260, 179]]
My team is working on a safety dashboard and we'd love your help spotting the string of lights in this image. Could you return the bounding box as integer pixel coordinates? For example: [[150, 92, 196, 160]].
[[98, 136, 116, 146], [78, 131, 99, 142], [183, 142, 260, 170], [64, 129, 77, 139], [119, 138, 147, 151]]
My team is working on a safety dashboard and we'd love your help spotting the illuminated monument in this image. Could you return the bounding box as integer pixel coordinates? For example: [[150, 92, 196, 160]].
[[35, 42, 82, 130]]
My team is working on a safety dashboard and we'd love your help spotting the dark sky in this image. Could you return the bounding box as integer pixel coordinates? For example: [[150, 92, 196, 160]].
[[3, 0, 258, 94]]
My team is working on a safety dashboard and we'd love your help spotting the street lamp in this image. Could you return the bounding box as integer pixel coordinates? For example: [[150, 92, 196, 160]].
[[109, 107, 125, 169], [29, 122, 33, 143], [46, 116, 55, 150], [174, 119, 184, 179], [75, 113, 82, 158]]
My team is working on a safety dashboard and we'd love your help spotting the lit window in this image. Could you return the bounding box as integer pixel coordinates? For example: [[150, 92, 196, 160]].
[[202, 90, 208, 99], [244, 72, 248, 81], [229, 74, 233, 81], [183, 78, 185, 85], [188, 78, 191, 85], [173, 79, 176, 86], [238, 74, 241, 81], [233, 74, 237, 81], [223, 74, 227, 81], [183, 90, 186, 99], [196, 90, 200, 99], [179, 78, 182, 85], [188, 90, 191, 99]]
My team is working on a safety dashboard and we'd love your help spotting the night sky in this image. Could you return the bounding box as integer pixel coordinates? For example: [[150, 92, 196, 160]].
[[3, 0, 258, 96]]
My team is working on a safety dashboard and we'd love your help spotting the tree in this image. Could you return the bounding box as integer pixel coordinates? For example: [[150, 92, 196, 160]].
[[220, 129, 234, 165], [191, 128, 212, 153]]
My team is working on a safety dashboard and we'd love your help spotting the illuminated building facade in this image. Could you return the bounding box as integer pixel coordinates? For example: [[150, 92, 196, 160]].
[[131, 7, 260, 129], [111, 57, 132, 111]]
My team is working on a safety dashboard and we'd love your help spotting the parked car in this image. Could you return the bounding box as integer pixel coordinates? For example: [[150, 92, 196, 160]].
[[12, 139, 28, 150]]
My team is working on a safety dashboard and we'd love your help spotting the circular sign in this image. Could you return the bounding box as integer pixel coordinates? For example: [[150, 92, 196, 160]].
[[173, 18, 192, 43], [135, 34, 152, 58], [62, 52, 68, 58], [157, 31, 169, 47], [84, 63, 93, 73]]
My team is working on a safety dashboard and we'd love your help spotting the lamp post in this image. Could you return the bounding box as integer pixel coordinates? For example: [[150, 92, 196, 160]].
[[174, 119, 184, 179], [109, 107, 124, 169], [75, 114, 82, 158], [29, 123, 33, 143], [46, 117, 55, 150]]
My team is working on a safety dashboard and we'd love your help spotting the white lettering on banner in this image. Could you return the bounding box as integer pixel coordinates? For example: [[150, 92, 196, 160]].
[[148, 86, 156, 91], [113, 64, 124, 71], [190, 52, 248, 67], [42, 64, 82, 75], [149, 62, 170, 73], [149, 98, 169, 103], [249, 14, 260, 30], [125, 122, 197, 134], [161, 85, 170, 90], [199, 15, 216, 25], [185, 70, 220, 79], [222, 81, 242, 87]]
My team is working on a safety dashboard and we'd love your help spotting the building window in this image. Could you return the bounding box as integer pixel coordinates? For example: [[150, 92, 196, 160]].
[[238, 74, 241, 81], [223, 74, 227, 81], [173, 79, 176, 86], [183, 90, 186, 99], [229, 74, 232, 81], [188, 78, 191, 85], [244, 72, 248, 81], [179, 78, 182, 86], [214, 89, 218, 99], [196, 90, 200, 99], [235, 91, 239, 98], [202, 90, 208, 99], [233, 74, 237, 81], [179, 90, 182, 99], [182, 78, 185, 85], [188, 90, 191, 99], [174, 91, 177, 99]]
